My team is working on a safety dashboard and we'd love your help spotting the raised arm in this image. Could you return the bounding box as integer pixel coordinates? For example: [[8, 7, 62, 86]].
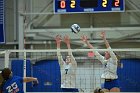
[[81, 35, 106, 64], [100, 32, 118, 62], [63, 35, 71, 55], [81, 35, 94, 49], [55, 35, 64, 66], [63, 35, 77, 66], [100, 32, 110, 48]]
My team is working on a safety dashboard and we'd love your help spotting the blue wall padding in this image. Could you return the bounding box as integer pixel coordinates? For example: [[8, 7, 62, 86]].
[[118, 59, 140, 92], [28, 60, 61, 92]]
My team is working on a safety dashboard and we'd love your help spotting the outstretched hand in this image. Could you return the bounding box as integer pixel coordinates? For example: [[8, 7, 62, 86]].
[[32, 78, 39, 87], [100, 31, 110, 48], [55, 35, 62, 44], [81, 35, 88, 43], [100, 31, 106, 39], [64, 35, 70, 44]]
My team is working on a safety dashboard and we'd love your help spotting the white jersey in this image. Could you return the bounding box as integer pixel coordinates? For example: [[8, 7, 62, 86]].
[[57, 48, 77, 88], [94, 47, 118, 79]]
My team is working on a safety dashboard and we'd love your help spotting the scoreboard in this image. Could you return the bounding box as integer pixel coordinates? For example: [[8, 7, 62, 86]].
[[0, 0, 5, 43], [54, 0, 125, 13]]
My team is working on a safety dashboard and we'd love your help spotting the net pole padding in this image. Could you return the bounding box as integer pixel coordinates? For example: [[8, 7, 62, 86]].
[[23, 51, 27, 92], [0, 50, 10, 68], [4, 50, 10, 68], [7, 48, 140, 53], [0, 51, 7, 68]]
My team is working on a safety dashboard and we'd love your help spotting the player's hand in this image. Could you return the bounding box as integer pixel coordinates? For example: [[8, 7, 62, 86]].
[[81, 35, 88, 43], [55, 35, 62, 44], [64, 35, 70, 44], [100, 31, 106, 39], [33, 78, 39, 87]]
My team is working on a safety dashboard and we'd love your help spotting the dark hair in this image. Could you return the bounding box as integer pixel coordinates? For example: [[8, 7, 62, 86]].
[[114, 52, 122, 67], [1, 68, 12, 80], [94, 87, 104, 93]]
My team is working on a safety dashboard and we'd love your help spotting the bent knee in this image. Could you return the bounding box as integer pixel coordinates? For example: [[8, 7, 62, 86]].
[[110, 87, 120, 92]]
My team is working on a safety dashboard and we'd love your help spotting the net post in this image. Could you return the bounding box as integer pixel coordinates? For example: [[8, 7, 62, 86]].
[[23, 50, 27, 92], [4, 50, 10, 68]]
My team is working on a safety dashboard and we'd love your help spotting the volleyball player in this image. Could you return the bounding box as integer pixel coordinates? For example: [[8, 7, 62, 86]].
[[55, 35, 78, 92], [0, 68, 38, 93], [81, 32, 120, 92]]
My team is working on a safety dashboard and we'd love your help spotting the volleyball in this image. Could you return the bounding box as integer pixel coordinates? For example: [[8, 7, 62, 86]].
[[71, 24, 80, 34]]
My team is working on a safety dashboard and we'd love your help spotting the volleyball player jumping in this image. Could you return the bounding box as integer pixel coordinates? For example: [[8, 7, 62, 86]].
[[55, 35, 78, 92], [81, 32, 120, 92]]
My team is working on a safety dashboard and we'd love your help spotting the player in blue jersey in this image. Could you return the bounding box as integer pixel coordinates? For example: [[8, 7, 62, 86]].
[[0, 68, 38, 93]]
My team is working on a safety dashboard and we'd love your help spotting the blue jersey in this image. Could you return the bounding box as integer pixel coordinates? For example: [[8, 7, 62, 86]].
[[2, 76, 24, 93]]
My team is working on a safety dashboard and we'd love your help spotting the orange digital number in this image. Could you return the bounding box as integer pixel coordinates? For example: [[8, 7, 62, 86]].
[[70, 0, 76, 8], [114, 0, 119, 7], [102, 0, 107, 7], [60, 1, 66, 8]]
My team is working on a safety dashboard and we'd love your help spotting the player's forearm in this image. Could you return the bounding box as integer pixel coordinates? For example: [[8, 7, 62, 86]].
[[86, 41, 94, 49], [57, 43, 61, 48], [57, 48, 64, 65], [66, 42, 73, 56], [23, 77, 37, 83], [66, 43, 71, 49], [102, 37, 110, 48], [67, 44, 76, 64], [57, 48, 61, 58], [67, 44, 73, 56]]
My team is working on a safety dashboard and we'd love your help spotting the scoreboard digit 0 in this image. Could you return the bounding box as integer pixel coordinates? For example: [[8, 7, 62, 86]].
[[54, 0, 125, 13]]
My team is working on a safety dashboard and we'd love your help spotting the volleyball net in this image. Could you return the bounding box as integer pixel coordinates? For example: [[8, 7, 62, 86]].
[[1, 49, 140, 92]]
